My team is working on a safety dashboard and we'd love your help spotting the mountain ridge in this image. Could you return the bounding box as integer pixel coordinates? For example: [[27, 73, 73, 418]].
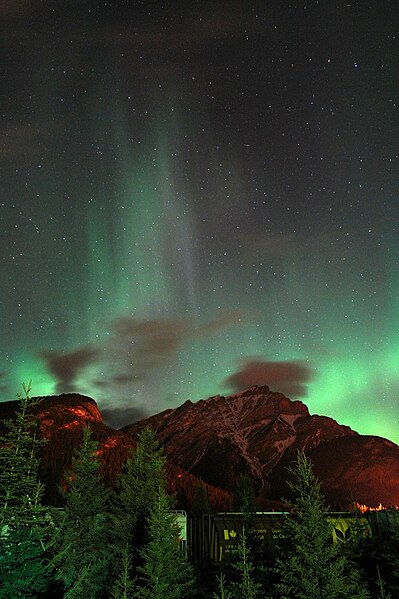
[[123, 385, 399, 507], [1, 385, 398, 508]]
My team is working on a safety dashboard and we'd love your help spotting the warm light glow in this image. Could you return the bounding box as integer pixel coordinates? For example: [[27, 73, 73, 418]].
[[354, 502, 399, 513], [67, 407, 93, 418], [59, 420, 81, 430], [97, 436, 121, 453]]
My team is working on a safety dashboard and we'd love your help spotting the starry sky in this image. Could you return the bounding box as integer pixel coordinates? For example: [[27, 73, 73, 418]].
[[1, 1, 398, 439]]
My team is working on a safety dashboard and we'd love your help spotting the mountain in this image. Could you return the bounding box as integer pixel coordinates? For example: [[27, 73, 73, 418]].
[[123, 385, 399, 508], [0, 394, 132, 504], [0, 393, 233, 511], [1, 385, 399, 508]]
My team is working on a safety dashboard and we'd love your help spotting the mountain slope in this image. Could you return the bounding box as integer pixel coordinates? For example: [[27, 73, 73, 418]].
[[123, 385, 399, 507], [2, 386, 399, 507], [0, 393, 233, 510]]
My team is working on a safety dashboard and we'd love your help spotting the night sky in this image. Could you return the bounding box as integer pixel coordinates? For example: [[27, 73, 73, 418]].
[[1, 2, 398, 439]]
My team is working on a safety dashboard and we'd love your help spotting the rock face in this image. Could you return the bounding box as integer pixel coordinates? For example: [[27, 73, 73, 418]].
[[292, 435, 399, 507], [123, 385, 399, 508], [0, 393, 103, 433], [2, 386, 399, 508], [0, 394, 135, 504], [0, 393, 233, 510]]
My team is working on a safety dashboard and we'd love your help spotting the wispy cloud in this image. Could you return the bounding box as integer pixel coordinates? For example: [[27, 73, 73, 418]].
[[40, 347, 99, 394], [108, 311, 247, 379], [39, 310, 246, 397]]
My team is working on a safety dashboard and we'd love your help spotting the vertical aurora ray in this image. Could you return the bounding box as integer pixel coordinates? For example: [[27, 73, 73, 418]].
[[156, 134, 200, 315], [122, 171, 176, 314], [1, 3, 398, 445]]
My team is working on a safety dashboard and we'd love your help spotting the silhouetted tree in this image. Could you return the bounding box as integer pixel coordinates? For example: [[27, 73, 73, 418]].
[[111, 427, 166, 550], [136, 487, 195, 599], [273, 451, 370, 599], [109, 426, 167, 592], [377, 512, 399, 597], [51, 426, 110, 598], [230, 525, 263, 599], [214, 572, 233, 599], [111, 543, 136, 599], [234, 473, 257, 519], [376, 565, 392, 599], [234, 472, 269, 585], [213, 524, 264, 599], [191, 479, 211, 516], [0, 381, 52, 596]]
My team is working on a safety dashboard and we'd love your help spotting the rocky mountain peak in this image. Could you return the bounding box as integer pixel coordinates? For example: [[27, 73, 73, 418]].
[[2, 385, 399, 508], [123, 386, 399, 506]]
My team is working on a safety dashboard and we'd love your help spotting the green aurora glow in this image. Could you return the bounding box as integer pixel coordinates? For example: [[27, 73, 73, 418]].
[[1, 3, 398, 442]]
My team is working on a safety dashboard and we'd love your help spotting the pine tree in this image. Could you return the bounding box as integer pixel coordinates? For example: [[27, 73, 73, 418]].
[[376, 566, 392, 599], [51, 426, 110, 598], [111, 543, 136, 599], [191, 479, 211, 516], [229, 525, 263, 599], [0, 381, 52, 597], [136, 487, 195, 599], [234, 472, 269, 592], [112, 427, 166, 547], [109, 427, 167, 593], [213, 525, 264, 599], [235, 473, 257, 520], [274, 451, 370, 599], [214, 572, 233, 599], [376, 513, 399, 597]]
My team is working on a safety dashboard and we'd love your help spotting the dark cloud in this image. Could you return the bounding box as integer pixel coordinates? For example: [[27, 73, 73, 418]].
[[91, 373, 141, 389], [108, 312, 246, 380], [196, 310, 247, 335], [224, 358, 314, 398], [108, 317, 189, 379], [100, 405, 148, 429], [110, 316, 187, 356], [40, 347, 99, 394], [132, 319, 187, 356], [37, 312, 248, 409]]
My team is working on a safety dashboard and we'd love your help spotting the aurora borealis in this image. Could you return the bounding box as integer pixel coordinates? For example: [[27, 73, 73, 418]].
[[1, 2, 398, 439]]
